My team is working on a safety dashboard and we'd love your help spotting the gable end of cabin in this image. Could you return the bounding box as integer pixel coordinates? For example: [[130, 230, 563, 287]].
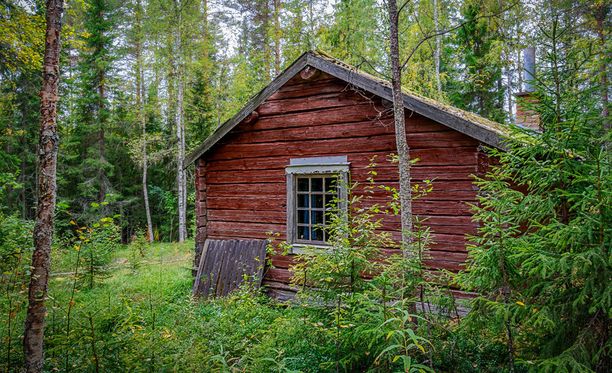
[[192, 63, 496, 298]]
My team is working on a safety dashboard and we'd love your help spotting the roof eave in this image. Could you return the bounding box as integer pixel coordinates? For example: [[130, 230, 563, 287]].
[[305, 53, 507, 150], [184, 52, 311, 166]]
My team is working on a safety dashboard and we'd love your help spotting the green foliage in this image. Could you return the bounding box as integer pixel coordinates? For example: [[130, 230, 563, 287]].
[[0, 214, 33, 371], [128, 230, 148, 271], [0, 0, 45, 76], [59, 214, 122, 289], [429, 326, 513, 372], [320, 0, 386, 71], [448, 0, 506, 122], [461, 9, 612, 370], [0, 214, 34, 274]]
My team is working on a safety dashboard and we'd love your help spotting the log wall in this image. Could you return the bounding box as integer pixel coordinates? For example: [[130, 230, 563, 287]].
[[193, 70, 488, 296]]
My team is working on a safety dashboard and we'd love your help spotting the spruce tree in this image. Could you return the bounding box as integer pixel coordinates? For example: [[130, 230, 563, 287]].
[[462, 6, 611, 370], [66, 0, 117, 216], [449, 0, 506, 122]]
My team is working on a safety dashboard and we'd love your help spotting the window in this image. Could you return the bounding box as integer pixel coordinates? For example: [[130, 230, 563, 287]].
[[286, 156, 349, 248], [295, 175, 338, 243]]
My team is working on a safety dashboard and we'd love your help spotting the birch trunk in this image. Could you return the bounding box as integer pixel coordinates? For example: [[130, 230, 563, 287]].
[[142, 107, 153, 242], [387, 0, 413, 251], [594, 5, 609, 125], [177, 76, 187, 242], [273, 0, 281, 76], [175, 6, 187, 242], [433, 0, 442, 95], [135, 0, 153, 242], [24, 0, 64, 370]]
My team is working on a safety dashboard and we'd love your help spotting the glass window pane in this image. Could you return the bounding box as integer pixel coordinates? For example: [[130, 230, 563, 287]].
[[311, 210, 323, 225], [311, 177, 323, 192], [324, 177, 336, 192], [298, 209, 309, 224], [297, 193, 309, 208], [311, 194, 324, 208], [297, 178, 309, 192], [292, 173, 345, 244], [311, 226, 323, 241], [298, 226, 309, 240]]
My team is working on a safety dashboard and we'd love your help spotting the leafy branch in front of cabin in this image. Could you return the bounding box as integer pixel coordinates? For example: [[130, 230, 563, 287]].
[[266, 156, 452, 371]]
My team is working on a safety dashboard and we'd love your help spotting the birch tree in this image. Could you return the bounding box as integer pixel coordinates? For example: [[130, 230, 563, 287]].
[[387, 0, 413, 250], [174, 0, 187, 242], [386, 0, 514, 250], [433, 0, 441, 94], [23, 0, 64, 370], [134, 0, 154, 241]]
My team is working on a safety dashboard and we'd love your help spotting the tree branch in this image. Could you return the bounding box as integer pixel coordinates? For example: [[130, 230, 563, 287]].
[[398, 0, 412, 15], [400, 2, 519, 71]]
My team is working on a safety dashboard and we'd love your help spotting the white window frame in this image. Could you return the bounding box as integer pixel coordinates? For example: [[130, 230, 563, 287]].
[[286, 156, 349, 254]]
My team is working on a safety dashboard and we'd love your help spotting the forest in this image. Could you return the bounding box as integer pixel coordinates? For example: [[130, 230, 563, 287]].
[[0, 0, 610, 372]]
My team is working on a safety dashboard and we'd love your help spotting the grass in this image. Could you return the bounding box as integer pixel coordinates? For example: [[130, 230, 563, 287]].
[[2, 240, 510, 372], [2, 241, 334, 372]]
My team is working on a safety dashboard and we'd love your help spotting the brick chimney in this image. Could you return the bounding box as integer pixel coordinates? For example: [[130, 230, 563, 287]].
[[515, 47, 540, 130]]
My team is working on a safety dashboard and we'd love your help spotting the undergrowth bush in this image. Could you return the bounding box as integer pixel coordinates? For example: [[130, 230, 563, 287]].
[[0, 214, 34, 372]]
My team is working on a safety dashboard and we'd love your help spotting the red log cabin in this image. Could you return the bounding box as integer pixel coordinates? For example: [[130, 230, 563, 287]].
[[186, 51, 508, 299]]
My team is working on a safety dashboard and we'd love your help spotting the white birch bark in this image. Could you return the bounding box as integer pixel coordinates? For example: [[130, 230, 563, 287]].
[[136, 0, 154, 242], [387, 0, 413, 252], [175, 5, 187, 242], [140, 65, 153, 242], [434, 0, 442, 95]]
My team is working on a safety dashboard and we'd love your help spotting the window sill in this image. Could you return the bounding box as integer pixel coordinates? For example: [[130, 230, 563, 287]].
[[290, 243, 332, 255]]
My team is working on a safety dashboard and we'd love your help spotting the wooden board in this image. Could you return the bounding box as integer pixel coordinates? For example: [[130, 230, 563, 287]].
[[192, 239, 268, 298]]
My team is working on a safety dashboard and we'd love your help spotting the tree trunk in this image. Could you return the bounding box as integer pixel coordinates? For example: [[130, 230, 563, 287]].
[[175, 7, 187, 242], [135, 0, 153, 242], [433, 0, 442, 95], [177, 76, 187, 242], [142, 111, 153, 242], [273, 0, 281, 76], [24, 0, 64, 370], [387, 0, 413, 251], [594, 4, 609, 126], [497, 218, 515, 373], [97, 6, 106, 204]]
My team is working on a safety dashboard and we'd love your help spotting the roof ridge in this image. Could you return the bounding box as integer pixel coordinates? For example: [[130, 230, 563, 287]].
[[307, 50, 506, 135], [185, 51, 508, 166]]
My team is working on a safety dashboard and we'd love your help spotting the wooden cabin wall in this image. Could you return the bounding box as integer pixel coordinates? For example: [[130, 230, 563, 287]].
[[193, 71, 487, 298], [194, 158, 208, 275]]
